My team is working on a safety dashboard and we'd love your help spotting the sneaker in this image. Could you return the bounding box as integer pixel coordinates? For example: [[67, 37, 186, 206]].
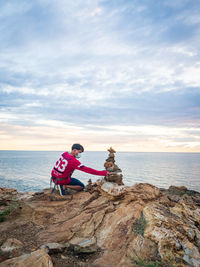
[[57, 185, 67, 196]]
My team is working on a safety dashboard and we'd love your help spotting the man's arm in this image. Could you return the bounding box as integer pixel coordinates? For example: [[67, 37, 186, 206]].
[[76, 165, 108, 176]]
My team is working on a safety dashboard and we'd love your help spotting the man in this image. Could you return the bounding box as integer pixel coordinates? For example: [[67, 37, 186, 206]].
[[51, 143, 109, 196]]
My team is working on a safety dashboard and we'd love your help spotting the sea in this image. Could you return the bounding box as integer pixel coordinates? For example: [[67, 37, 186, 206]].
[[0, 150, 199, 193]]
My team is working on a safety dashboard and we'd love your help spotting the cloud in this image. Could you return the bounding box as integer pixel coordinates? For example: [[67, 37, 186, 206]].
[[0, 0, 200, 151], [1, 122, 199, 152], [0, 1, 33, 18]]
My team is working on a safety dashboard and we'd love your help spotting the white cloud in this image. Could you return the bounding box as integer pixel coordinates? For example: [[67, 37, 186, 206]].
[[2, 85, 36, 94], [35, 119, 83, 129], [76, 7, 102, 19], [99, 124, 200, 138], [169, 45, 197, 57], [0, 1, 32, 18], [0, 0, 200, 151], [0, 111, 17, 122], [24, 102, 42, 107], [1, 121, 200, 151], [1, 0, 199, 98], [178, 66, 200, 86]]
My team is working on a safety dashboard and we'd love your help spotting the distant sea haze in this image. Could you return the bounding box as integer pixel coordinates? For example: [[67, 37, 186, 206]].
[[0, 151, 199, 193]]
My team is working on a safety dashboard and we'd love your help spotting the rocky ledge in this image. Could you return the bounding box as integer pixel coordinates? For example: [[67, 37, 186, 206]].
[[0, 181, 200, 267]]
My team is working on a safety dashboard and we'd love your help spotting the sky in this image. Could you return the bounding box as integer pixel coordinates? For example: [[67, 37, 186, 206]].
[[0, 0, 200, 152]]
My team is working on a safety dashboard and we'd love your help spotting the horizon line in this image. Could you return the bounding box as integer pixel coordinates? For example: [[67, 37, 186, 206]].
[[0, 149, 199, 154]]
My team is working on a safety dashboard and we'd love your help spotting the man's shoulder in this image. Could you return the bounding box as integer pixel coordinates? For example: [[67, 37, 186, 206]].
[[62, 152, 81, 165], [62, 151, 73, 160], [62, 151, 70, 157]]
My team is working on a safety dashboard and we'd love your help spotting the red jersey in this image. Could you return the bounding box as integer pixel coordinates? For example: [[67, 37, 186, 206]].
[[51, 152, 107, 185]]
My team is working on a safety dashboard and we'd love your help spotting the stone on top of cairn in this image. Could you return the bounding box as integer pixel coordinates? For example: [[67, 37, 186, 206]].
[[104, 147, 124, 185]]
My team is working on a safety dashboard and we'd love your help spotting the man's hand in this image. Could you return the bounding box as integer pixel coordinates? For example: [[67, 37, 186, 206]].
[[107, 171, 113, 175]]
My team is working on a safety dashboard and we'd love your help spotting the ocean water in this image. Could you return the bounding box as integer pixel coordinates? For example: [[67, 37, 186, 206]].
[[0, 150, 199, 193]]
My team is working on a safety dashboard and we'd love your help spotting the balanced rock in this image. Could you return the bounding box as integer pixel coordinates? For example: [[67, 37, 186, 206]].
[[104, 147, 123, 185]]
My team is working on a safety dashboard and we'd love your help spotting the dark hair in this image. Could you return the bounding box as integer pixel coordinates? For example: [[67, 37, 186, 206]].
[[71, 143, 84, 152]]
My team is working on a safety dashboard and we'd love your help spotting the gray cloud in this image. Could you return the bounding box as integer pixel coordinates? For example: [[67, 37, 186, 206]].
[[0, 0, 200, 151]]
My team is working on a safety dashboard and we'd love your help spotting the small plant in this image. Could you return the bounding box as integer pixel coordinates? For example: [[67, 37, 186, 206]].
[[132, 258, 163, 267], [133, 212, 147, 237], [0, 202, 18, 223], [129, 252, 173, 267], [128, 252, 165, 267]]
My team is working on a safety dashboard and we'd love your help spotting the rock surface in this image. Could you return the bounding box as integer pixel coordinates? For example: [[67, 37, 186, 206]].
[[0, 248, 53, 267], [0, 238, 23, 253], [0, 183, 200, 267]]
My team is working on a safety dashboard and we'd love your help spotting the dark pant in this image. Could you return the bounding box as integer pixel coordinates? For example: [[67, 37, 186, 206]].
[[68, 177, 85, 189]]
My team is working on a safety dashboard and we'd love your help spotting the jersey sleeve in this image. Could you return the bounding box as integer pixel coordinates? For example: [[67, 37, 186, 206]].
[[76, 165, 107, 176]]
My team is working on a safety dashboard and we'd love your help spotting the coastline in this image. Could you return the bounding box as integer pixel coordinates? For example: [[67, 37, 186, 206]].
[[1, 151, 200, 193], [0, 181, 200, 266]]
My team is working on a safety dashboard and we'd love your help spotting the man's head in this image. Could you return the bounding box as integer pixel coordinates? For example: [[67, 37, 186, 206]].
[[71, 143, 84, 158], [72, 143, 84, 152]]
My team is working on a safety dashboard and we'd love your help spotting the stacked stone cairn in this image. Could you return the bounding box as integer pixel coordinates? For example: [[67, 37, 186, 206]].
[[104, 147, 124, 185], [85, 147, 124, 192]]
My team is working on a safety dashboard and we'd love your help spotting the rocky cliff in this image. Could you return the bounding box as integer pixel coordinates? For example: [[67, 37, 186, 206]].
[[0, 181, 200, 267]]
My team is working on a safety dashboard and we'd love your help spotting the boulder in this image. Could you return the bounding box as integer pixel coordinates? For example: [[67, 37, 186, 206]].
[[0, 248, 53, 267]]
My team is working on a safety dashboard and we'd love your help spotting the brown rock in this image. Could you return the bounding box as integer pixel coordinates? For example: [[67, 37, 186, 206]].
[[107, 147, 116, 153], [0, 183, 200, 267], [0, 238, 23, 253], [104, 161, 114, 169], [143, 200, 200, 266], [105, 173, 123, 185], [0, 248, 53, 267]]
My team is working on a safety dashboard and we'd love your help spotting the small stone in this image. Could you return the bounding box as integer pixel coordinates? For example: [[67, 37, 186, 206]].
[[40, 242, 65, 254], [0, 238, 23, 252], [61, 254, 67, 259]]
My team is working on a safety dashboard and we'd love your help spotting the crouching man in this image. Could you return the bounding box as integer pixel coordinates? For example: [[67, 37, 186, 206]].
[[51, 143, 109, 196]]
